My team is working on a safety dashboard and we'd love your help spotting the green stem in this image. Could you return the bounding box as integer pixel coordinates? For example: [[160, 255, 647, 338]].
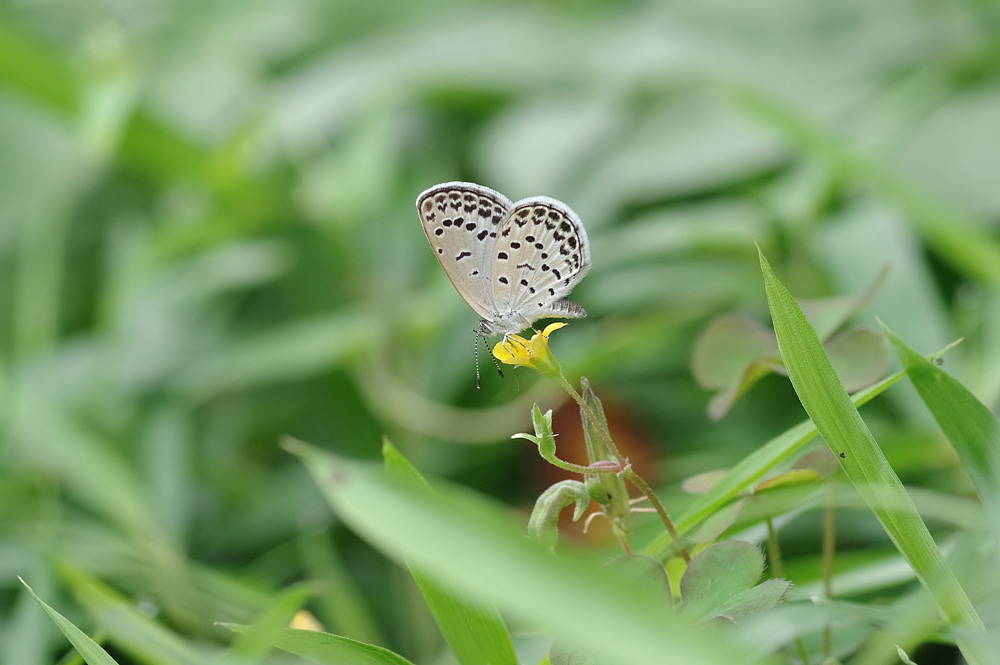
[[546, 457, 626, 475], [556, 375, 691, 562], [623, 467, 690, 563], [556, 376, 626, 461]]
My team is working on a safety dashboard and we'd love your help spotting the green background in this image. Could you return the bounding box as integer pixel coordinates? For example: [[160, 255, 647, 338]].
[[2, 1, 999, 662]]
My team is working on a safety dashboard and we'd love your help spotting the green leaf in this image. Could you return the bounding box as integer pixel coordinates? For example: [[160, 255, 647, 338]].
[[512, 405, 558, 464], [286, 440, 743, 665], [382, 439, 432, 489], [882, 323, 1000, 540], [706, 358, 782, 421], [797, 265, 888, 340], [712, 578, 790, 623], [528, 480, 592, 550], [383, 440, 519, 665], [691, 315, 782, 420], [224, 624, 416, 665], [693, 270, 889, 418], [19, 577, 121, 665], [603, 555, 672, 597], [691, 315, 779, 389], [757, 248, 986, 661], [680, 541, 763, 621], [824, 327, 889, 392]]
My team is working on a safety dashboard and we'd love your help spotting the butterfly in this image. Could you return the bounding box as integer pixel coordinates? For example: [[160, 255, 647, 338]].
[[416, 181, 591, 338]]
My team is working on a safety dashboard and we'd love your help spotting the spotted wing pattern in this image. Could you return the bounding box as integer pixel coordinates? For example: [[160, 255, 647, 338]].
[[489, 196, 591, 322], [416, 182, 512, 320]]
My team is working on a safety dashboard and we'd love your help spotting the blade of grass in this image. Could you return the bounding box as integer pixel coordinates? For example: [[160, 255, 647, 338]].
[[643, 341, 961, 561], [758, 248, 986, 663], [223, 624, 417, 665], [285, 439, 743, 665], [383, 440, 519, 665], [59, 565, 214, 665], [19, 577, 121, 665], [882, 322, 1000, 546]]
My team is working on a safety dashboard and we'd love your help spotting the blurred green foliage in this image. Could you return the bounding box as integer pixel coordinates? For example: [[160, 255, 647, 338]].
[[2, 0, 999, 663]]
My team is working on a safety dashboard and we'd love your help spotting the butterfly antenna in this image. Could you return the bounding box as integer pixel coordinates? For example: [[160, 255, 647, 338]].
[[473, 330, 503, 389], [474, 330, 482, 390]]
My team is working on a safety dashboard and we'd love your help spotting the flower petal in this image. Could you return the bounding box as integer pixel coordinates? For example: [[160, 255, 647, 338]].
[[491, 325, 567, 377], [542, 322, 568, 337]]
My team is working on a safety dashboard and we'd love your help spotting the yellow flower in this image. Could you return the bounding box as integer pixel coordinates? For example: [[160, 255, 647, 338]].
[[492, 322, 567, 378]]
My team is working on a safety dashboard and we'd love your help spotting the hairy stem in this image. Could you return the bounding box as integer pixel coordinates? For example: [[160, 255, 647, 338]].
[[557, 375, 691, 562]]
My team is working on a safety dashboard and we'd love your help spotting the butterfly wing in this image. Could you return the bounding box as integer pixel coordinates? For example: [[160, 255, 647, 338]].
[[417, 182, 512, 320], [490, 196, 591, 322]]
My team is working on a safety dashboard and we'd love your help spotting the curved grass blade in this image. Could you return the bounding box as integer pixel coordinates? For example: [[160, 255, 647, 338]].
[[643, 356, 940, 560], [383, 440, 519, 665], [223, 624, 416, 665], [19, 577, 121, 665], [882, 322, 1000, 545], [757, 248, 986, 663], [286, 439, 743, 665]]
